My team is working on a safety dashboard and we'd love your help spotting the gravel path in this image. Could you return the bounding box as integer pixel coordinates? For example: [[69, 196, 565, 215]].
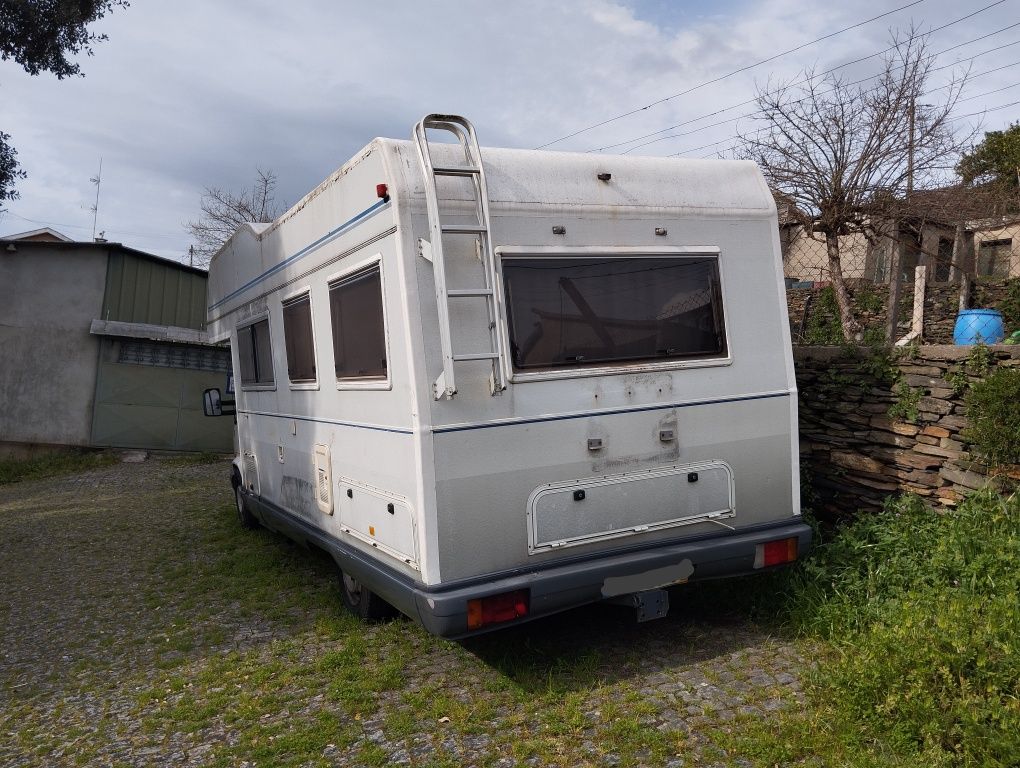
[[0, 456, 809, 767]]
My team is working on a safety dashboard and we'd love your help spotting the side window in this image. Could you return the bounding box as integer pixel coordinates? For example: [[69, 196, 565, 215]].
[[329, 265, 387, 381], [282, 293, 317, 384], [236, 318, 275, 387]]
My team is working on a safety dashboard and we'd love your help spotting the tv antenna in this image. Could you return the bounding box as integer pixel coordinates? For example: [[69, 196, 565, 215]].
[[90, 157, 103, 241]]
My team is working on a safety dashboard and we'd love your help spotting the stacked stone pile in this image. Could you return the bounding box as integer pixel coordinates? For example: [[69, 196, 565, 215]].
[[795, 345, 1020, 517]]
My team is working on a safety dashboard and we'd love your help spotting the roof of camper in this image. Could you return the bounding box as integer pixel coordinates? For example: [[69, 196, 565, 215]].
[[380, 139, 776, 215], [214, 138, 775, 260]]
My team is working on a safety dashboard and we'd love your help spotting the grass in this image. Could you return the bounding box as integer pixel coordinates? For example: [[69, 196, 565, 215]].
[[706, 490, 1020, 767], [0, 448, 119, 485], [8, 455, 1018, 766]]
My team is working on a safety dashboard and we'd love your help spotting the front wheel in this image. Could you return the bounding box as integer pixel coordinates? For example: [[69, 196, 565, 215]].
[[233, 478, 259, 530], [339, 568, 395, 621]]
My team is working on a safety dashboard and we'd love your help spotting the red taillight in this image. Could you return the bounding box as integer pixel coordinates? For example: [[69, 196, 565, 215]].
[[754, 537, 798, 569], [376, 183, 389, 200], [467, 589, 529, 630]]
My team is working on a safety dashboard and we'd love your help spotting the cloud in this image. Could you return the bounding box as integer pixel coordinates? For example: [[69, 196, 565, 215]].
[[1, 0, 1016, 259]]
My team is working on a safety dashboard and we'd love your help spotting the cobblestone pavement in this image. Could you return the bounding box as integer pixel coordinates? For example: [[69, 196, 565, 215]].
[[0, 456, 809, 767]]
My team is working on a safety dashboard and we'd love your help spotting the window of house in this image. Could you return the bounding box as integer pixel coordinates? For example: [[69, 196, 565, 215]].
[[282, 293, 317, 383], [502, 256, 727, 370], [935, 239, 953, 283], [329, 265, 387, 380], [978, 239, 1012, 278], [236, 318, 274, 387]]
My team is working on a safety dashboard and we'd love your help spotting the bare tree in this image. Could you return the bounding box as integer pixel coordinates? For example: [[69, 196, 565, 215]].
[[739, 30, 971, 340], [186, 167, 281, 266]]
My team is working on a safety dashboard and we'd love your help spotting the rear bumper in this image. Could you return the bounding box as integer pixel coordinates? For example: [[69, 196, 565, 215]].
[[244, 490, 810, 638], [411, 520, 811, 637]]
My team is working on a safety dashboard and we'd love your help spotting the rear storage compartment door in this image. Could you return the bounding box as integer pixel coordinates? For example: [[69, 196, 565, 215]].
[[527, 461, 733, 554]]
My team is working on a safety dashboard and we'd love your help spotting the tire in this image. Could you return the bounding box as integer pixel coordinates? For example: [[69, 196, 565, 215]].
[[233, 476, 259, 530], [338, 567, 395, 621]]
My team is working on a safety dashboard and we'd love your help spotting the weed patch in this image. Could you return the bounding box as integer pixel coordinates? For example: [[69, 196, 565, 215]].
[[0, 449, 118, 485], [713, 491, 1020, 766]]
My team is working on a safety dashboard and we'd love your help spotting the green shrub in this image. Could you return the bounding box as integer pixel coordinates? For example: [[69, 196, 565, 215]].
[[995, 278, 1020, 331], [782, 492, 1020, 765], [888, 380, 922, 423], [804, 285, 844, 345], [965, 367, 1020, 465]]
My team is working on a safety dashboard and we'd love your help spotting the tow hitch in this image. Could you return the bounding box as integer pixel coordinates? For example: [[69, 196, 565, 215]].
[[608, 588, 670, 622]]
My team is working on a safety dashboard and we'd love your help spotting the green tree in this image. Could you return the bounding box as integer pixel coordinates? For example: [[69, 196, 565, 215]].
[[957, 122, 1020, 190], [1, 131, 27, 207], [0, 0, 128, 202]]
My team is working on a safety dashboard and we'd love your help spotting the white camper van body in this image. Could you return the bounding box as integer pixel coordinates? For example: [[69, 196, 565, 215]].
[[206, 117, 810, 637]]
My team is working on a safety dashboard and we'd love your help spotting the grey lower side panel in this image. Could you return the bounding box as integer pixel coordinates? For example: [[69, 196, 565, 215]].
[[243, 489, 811, 638]]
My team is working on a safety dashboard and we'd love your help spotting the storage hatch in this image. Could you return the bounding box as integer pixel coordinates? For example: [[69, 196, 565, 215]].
[[527, 462, 734, 554]]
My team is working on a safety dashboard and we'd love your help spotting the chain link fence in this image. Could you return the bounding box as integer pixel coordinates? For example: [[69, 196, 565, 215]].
[[779, 209, 1020, 346]]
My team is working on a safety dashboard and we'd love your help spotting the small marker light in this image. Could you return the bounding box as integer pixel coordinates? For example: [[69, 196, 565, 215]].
[[376, 183, 389, 202]]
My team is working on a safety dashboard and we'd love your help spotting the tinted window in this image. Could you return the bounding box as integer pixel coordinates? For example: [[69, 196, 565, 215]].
[[282, 294, 316, 383], [502, 256, 726, 370], [237, 318, 274, 386], [329, 266, 387, 380]]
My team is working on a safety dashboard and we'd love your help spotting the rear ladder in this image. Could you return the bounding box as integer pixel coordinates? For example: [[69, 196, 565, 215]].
[[413, 114, 506, 400]]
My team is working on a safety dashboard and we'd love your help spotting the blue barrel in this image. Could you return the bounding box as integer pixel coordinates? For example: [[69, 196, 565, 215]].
[[954, 309, 1005, 345]]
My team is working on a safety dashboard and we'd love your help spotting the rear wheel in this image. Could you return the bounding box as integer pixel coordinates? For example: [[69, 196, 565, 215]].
[[233, 476, 259, 530], [339, 568, 394, 621]]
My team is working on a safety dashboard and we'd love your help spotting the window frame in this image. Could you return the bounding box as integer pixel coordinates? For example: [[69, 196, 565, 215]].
[[495, 246, 732, 384], [977, 238, 1012, 279], [236, 314, 277, 391], [281, 287, 320, 390], [325, 255, 392, 392]]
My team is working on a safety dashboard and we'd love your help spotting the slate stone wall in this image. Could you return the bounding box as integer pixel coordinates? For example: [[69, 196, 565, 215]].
[[794, 345, 1020, 516]]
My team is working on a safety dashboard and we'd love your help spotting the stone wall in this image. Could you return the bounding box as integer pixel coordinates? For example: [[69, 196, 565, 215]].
[[795, 345, 1020, 516]]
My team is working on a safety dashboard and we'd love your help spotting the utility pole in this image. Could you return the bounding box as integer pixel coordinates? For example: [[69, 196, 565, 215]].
[[906, 100, 915, 198]]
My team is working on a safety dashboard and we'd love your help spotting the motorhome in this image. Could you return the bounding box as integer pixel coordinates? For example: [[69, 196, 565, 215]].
[[204, 114, 810, 637]]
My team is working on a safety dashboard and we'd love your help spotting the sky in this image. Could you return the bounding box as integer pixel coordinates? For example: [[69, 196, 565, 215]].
[[1, 0, 1017, 262]]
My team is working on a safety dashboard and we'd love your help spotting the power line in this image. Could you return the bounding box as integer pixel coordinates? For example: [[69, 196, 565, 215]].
[[666, 65, 1020, 161], [650, 38, 1020, 158], [533, 0, 933, 149], [1, 211, 186, 240], [585, 2, 1011, 154], [956, 97, 1020, 120]]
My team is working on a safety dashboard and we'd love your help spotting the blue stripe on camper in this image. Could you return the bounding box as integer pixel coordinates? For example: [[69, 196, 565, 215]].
[[236, 409, 413, 435], [236, 391, 791, 436], [209, 198, 391, 311], [431, 390, 792, 433]]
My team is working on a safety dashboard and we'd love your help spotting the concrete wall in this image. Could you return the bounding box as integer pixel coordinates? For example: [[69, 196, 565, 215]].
[[0, 245, 108, 446]]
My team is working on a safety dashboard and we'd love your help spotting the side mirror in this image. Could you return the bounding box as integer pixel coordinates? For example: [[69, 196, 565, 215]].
[[203, 388, 223, 417]]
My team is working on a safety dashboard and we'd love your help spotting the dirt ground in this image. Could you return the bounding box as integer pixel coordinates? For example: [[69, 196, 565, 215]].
[[0, 455, 808, 767]]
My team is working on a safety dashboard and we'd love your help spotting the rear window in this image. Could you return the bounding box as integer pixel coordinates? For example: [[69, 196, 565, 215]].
[[502, 256, 726, 370]]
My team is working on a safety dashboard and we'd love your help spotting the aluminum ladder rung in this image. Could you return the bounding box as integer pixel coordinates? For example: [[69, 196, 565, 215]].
[[440, 224, 487, 234], [414, 113, 507, 400], [433, 165, 480, 176]]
